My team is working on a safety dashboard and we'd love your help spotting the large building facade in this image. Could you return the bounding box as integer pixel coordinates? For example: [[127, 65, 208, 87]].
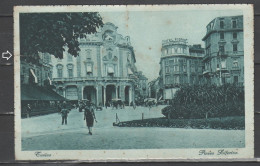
[[202, 15, 244, 86], [51, 23, 138, 106], [21, 52, 53, 86], [159, 38, 204, 99]]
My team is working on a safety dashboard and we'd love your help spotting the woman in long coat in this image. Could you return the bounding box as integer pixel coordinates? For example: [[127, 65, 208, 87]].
[[83, 101, 97, 135]]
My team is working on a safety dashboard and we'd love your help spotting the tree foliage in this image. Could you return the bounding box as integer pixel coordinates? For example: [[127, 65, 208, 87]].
[[162, 84, 244, 119], [20, 13, 103, 59]]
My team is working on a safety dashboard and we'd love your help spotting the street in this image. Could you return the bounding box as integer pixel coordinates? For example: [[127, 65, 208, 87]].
[[21, 106, 245, 150]]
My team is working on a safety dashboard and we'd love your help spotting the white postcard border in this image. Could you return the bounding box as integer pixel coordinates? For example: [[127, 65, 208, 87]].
[[14, 4, 254, 161]]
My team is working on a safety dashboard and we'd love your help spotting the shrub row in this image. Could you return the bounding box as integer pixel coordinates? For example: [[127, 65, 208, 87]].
[[117, 116, 245, 130], [163, 84, 245, 119]]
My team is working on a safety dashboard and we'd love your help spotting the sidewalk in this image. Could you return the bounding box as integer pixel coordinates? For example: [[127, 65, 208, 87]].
[[21, 105, 245, 150]]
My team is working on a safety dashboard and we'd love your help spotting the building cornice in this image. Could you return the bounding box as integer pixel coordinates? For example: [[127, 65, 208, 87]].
[[202, 29, 243, 41]]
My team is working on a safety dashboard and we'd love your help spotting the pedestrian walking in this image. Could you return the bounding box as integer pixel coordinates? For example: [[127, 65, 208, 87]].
[[105, 100, 109, 109], [84, 101, 97, 135], [26, 104, 32, 118], [78, 100, 83, 112], [61, 101, 69, 125]]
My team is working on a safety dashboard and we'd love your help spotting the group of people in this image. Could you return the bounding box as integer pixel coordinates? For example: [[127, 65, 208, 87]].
[[59, 100, 97, 135]]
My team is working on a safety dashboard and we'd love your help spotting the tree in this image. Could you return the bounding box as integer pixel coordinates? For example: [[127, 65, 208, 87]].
[[20, 13, 103, 59]]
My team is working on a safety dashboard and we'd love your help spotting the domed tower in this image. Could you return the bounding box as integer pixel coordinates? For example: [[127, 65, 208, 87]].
[[159, 38, 204, 100]]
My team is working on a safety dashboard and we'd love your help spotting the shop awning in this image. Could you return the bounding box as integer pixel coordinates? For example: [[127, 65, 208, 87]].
[[21, 84, 67, 101], [30, 69, 38, 83], [108, 67, 114, 74]]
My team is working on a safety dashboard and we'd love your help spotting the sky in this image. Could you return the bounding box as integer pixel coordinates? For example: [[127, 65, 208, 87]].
[[99, 10, 243, 82]]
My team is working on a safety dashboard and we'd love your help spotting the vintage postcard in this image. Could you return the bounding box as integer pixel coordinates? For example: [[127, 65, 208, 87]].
[[14, 5, 254, 161]]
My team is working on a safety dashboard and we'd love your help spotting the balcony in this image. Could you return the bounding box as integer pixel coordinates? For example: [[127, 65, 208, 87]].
[[203, 70, 211, 75], [218, 51, 228, 58], [203, 54, 210, 61], [216, 67, 228, 72], [231, 66, 240, 71], [218, 51, 244, 57], [53, 76, 134, 82]]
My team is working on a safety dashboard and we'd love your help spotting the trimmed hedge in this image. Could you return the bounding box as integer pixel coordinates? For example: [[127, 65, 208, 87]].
[[117, 116, 244, 130], [162, 84, 244, 119]]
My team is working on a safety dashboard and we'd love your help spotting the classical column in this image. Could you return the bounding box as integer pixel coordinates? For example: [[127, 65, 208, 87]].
[[121, 85, 125, 101], [96, 86, 98, 106], [97, 46, 101, 78], [103, 85, 106, 106], [77, 85, 83, 100], [63, 87, 66, 98], [129, 87, 132, 105], [115, 85, 118, 98], [81, 86, 84, 100]]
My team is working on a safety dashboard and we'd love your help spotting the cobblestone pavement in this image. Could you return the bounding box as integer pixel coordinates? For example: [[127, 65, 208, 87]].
[[21, 106, 245, 150]]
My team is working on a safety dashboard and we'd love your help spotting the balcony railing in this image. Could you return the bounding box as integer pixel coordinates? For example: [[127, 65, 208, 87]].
[[231, 66, 240, 71], [203, 70, 211, 75], [218, 51, 244, 57], [53, 76, 134, 82], [216, 67, 228, 71]]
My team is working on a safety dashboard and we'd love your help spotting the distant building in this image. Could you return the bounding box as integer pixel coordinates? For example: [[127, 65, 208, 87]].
[[159, 38, 204, 99], [135, 71, 148, 100], [202, 15, 244, 86], [148, 78, 159, 99], [51, 22, 138, 105]]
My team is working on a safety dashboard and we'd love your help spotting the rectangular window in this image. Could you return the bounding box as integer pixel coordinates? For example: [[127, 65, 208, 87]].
[[169, 60, 174, 66], [176, 76, 180, 84], [175, 66, 179, 72], [165, 60, 169, 66], [232, 20, 237, 28], [191, 66, 195, 72], [220, 32, 224, 39], [168, 48, 172, 54], [233, 32, 237, 39], [171, 48, 175, 54], [221, 60, 226, 69], [86, 64, 93, 75], [219, 45, 225, 53], [58, 69, 63, 78], [68, 69, 73, 78], [233, 61, 239, 68], [165, 66, 169, 73], [220, 20, 224, 29], [166, 76, 170, 84], [183, 66, 186, 72], [233, 44, 238, 52]]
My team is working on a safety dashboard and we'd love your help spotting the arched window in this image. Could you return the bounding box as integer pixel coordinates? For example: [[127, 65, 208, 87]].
[[172, 48, 175, 54]]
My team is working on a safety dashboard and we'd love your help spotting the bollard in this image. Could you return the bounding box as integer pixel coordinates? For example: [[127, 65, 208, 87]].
[[142, 113, 144, 121]]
